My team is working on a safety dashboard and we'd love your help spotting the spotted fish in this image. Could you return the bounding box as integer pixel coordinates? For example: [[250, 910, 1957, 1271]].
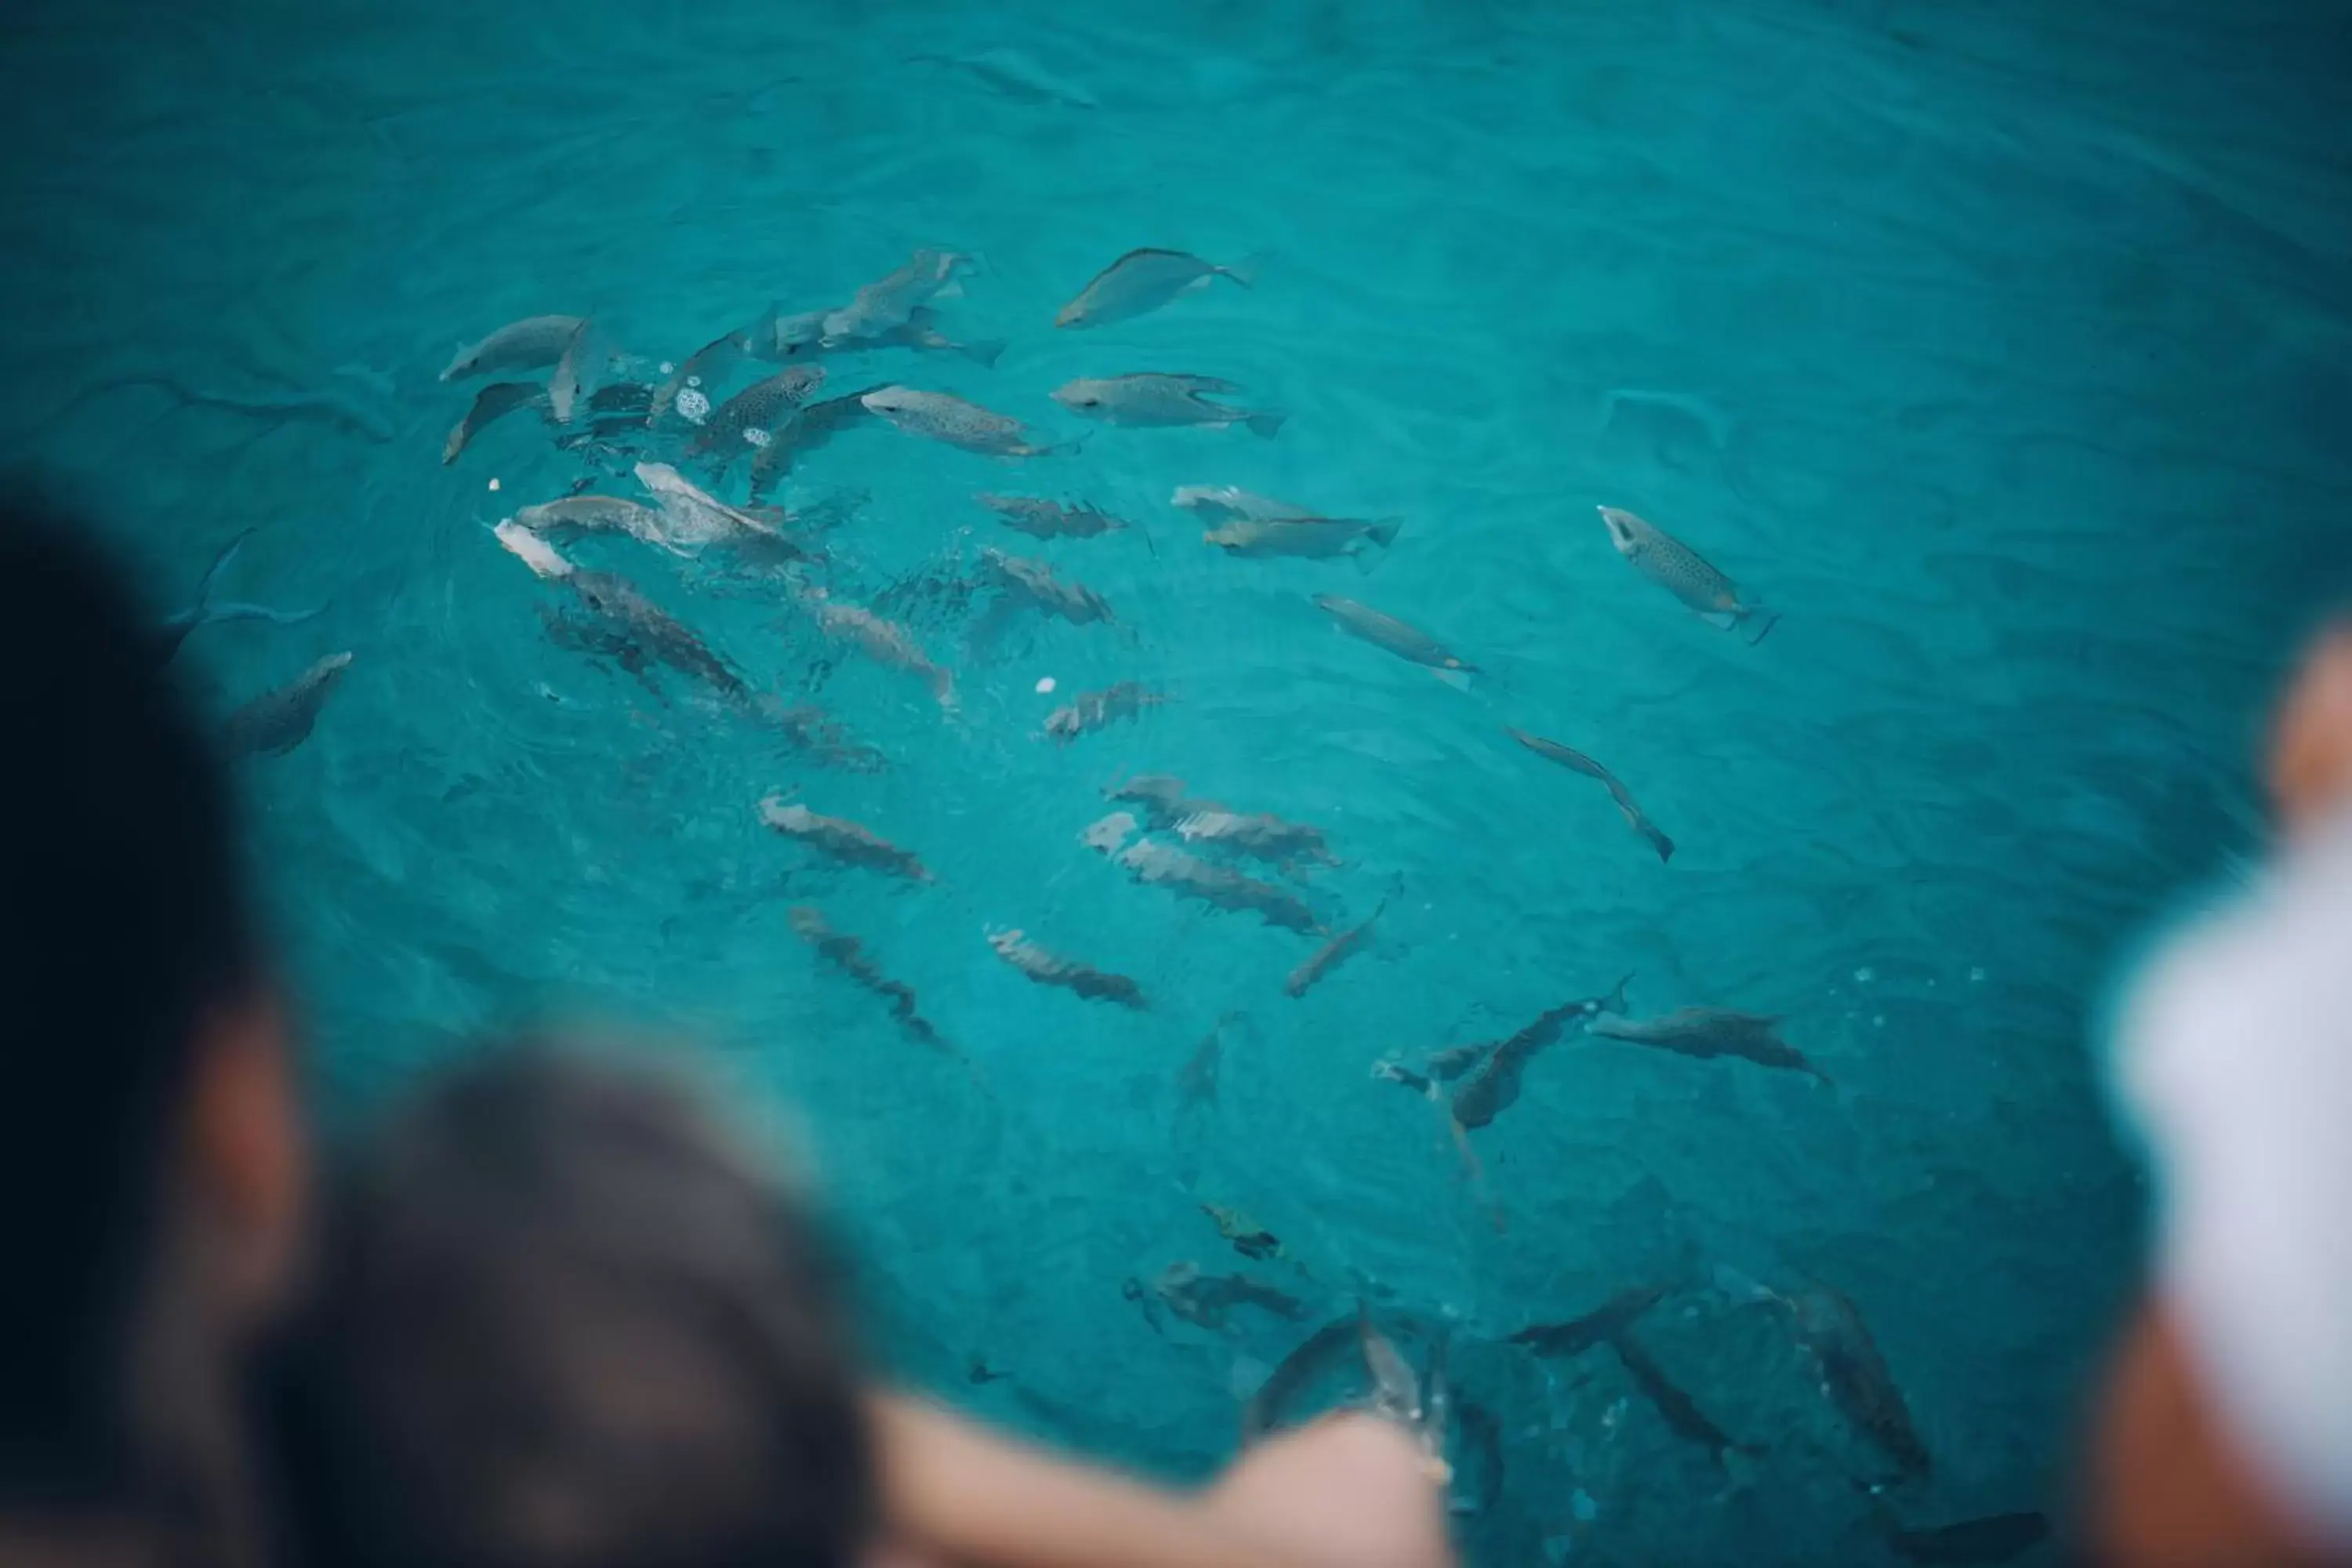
[[862, 387, 1070, 458], [223, 652, 354, 760], [1597, 506, 1777, 642]]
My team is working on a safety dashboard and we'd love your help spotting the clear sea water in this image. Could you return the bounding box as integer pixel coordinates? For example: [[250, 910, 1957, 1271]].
[[5, 0, 2350, 1560]]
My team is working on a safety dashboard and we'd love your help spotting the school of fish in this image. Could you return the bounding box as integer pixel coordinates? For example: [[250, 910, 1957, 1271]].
[[172, 240, 2042, 1562]]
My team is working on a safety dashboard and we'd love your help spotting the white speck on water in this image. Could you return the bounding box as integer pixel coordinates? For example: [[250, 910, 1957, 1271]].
[[675, 387, 711, 424], [1872, 1014, 1886, 1028], [686, 374, 702, 387], [1571, 1489, 1599, 1523], [1036, 676, 1057, 694], [1854, 966, 1875, 982], [1969, 966, 1987, 982], [487, 477, 501, 492], [658, 361, 674, 376]]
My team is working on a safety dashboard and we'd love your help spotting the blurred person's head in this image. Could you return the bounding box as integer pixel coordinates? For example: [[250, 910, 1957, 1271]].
[[2270, 616, 2352, 835], [2093, 615, 2352, 1565], [0, 491, 304, 1541], [268, 1047, 873, 1568]]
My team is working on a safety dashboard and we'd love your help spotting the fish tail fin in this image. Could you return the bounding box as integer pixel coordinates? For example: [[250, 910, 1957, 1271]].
[[1698, 610, 1740, 631], [959, 337, 1008, 368], [1044, 431, 1092, 458], [1601, 972, 1633, 1017], [1348, 545, 1380, 577], [1365, 517, 1403, 548], [1244, 411, 1287, 439], [1639, 818, 1675, 864], [1744, 609, 1783, 646], [1432, 667, 1473, 692], [1221, 252, 1266, 289], [191, 528, 254, 612]]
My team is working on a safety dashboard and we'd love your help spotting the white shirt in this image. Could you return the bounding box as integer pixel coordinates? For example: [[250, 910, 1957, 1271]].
[[2118, 811, 2352, 1544]]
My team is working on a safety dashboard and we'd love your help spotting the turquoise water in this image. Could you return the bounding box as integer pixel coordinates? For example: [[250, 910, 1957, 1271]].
[[5, 0, 2350, 1559]]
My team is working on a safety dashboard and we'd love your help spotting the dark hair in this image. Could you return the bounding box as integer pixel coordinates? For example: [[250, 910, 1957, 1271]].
[[268, 1048, 874, 1568], [0, 489, 263, 1503]]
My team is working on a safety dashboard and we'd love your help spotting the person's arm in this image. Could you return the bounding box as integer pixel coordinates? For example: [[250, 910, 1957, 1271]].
[[2093, 1305, 2327, 1566], [868, 1395, 1453, 1568]]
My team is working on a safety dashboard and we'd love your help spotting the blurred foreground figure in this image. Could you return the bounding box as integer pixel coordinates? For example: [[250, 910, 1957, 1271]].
[[2096, 621, 2352, 1566], [0, 495, 307, 1568], [269, 1051, 873, 1568], [270, 1046, 1454, 1568]]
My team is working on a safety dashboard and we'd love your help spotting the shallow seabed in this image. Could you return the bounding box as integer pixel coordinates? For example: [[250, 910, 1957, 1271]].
[[4, 0, 2349, 1560]]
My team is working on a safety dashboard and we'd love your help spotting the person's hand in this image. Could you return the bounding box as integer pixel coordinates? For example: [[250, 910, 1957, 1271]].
[[1201, 1413, 1456, 1568], [2271, 620, 2352, 833]]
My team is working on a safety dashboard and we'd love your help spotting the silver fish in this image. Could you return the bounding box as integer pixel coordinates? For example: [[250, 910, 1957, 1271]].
[[493, 519, 575, 580], [1452, 978, 1631, 1130], [1508, 727, 1674, 863], [976, 493, 1127, 539], [823, 249, 973, 340], [510, 495, 677, 553], [1780, 1285, 1931, 1481], [985, 550, 1112, 625], [861, 387, 1068, 458], [1507, 1283, 1671, 1359], [440, 314, 582, 382], [805, 593, 956, 707], [690, 365, 826, 467], [441, 381, 546, 463], [758, 796, 932, 882], [750, 387, 882, 497], [985, 927, 1145, 1008], [1596, 506, 1777, 642], [1106, 775, 1193, 824], [223, 652, 354, 759], [1358, 1303, 1421, 1428], [1150, 1261, 1305, 1331], [1055, 248, 1257, 329], [1205, 516, 1399, 563], [1173, 808, 1336, 869], [546, 318, 608, 425], [1171, 485, 1310, 524], [790, 906, 949, 1053], [773, 306, 1004, 368], [1051, 373, 1283, 437], [1283, 887, 1388, 1000], [1176, 1011, 1240, 1115], [1109, 838, 1322, 934], [568, 571, 746, 698], [1044, 681, 1162, 742], [1588, 1007, 1830, 1083], [1314, 595, 1478, 684], [633, 462, 803, 555], [652, 324, 756, 421]]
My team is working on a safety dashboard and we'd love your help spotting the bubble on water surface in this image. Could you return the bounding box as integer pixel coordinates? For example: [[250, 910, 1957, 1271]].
[[675, 386, 710, 424], [1036, 676, 1056, 694]]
